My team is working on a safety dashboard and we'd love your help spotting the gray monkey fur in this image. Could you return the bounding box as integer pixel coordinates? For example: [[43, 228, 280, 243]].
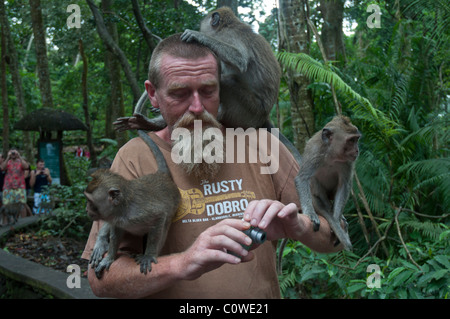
[[85, 130, 180, 278]]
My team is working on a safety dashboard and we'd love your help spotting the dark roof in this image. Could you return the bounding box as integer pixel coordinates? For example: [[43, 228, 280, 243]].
[[14, 108, 87, 132]]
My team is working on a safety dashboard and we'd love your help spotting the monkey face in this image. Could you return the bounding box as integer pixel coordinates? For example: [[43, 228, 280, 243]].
[[343, 134, 360, 161], [84, 190, 112, 221]]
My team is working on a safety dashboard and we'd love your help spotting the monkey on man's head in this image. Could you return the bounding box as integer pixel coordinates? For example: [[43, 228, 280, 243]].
[[182, 6, 281, 129], [85, 130, 180, 278], [295, 115, 361, 251], [114, 6, 281, 132]]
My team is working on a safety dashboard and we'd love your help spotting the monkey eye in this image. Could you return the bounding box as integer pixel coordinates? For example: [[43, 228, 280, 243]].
[[348, 136, 359, 143], [211, 12, 220, 27]]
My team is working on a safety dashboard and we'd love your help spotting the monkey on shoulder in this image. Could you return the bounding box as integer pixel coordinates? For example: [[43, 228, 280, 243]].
[[295, 116, 361, 251], [84, 130, 180, 278], [114, 6, 281, 132]]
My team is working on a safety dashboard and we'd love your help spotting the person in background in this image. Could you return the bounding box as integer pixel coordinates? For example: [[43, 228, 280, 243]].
[[76, 146, 84, 157], [0, 154, 5, 204], [30, 158, 52, 215], [0, 148, 32, 217]]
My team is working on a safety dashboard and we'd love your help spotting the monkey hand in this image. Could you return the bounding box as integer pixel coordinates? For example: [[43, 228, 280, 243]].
[[89, 242, 109, 268], [135, 254, 158, 275], [180, 29, 202, 44], [113, 114, 151, 132], [94, 255, 115, 279], [303, 208, 321, 232]]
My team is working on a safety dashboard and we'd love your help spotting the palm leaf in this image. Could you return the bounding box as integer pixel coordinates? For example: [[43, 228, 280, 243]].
[[277, 51, 373, 111], [277, 51, 399, 136]]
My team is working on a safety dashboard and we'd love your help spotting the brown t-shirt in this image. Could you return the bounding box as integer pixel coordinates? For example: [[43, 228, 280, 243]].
[[82, 130, 300, 298]]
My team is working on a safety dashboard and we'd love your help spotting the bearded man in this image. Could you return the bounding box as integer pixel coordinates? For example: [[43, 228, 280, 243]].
[[82, 33, 341, 299]]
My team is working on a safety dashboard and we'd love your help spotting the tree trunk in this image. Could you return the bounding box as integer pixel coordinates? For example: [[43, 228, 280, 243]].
[[319, 0, 346, 64], [131, 0, 158, 52], [0, 1, 33, 161], [1, 15, 9, 158], [278, 0, 315, 152], [87, 0, 141, 105], [101, 0, 127, 148], [217, 0, 238, 14], [29, 0, 53, 108], [79, 39, 98, 167]]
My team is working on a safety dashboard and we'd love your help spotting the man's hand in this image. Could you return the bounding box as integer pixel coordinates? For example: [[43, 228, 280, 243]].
[[243, 200, 305, 241], [179, 218, 255, 281]]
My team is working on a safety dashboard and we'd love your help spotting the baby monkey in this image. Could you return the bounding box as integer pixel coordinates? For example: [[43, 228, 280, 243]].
[[295, 116, 361, 251], [84, 130, 180, 278]]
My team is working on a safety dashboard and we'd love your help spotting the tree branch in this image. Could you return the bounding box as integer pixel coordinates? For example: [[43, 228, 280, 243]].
[[86, 0, 141, 104]]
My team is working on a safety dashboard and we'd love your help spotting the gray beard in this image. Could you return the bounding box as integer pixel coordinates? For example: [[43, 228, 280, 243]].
[[171, 112, 224, 180]]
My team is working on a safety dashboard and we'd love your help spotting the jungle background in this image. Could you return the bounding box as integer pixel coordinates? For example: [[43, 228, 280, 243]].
[[0, 0, 448, 299]]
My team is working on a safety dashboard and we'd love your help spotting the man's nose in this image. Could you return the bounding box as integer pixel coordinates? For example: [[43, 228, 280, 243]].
[[188, 91, 204, 114]]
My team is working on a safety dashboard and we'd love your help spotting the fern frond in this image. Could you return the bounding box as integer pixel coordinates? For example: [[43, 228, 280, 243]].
[[277, 52, 373, 110], [279, 269, 299, 293], [401, 219, 445, 241], [396, 158, 450, 180], [277, 51, 400, 139]]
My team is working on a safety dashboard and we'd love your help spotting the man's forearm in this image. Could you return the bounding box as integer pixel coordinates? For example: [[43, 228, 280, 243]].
[[296, 214, 343, 253], [88, 252, 185, 299]]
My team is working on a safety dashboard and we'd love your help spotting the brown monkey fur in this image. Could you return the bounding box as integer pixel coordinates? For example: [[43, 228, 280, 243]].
[[295, 115, 360, 250], [85, 130, 180, 278]]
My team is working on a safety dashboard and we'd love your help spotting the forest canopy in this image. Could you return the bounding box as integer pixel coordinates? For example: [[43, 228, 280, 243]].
[[0, 0, 448, 299]]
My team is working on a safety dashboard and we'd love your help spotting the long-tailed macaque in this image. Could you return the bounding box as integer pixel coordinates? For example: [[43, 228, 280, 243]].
[[0, 203, 23, 226], [295, 116, 361, 251], [85, 130, 180, 278], [115, 7, 279, 130], [113, 6, 302, 164]]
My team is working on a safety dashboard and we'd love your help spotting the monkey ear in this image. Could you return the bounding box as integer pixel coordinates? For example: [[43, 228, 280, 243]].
[[84, 191, 93, 202], [108, 188, 122, 206], [322, 128, 333, 143], [211, 12, 220, 27]]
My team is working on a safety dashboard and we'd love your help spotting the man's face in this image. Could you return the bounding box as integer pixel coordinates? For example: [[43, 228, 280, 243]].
[[145, 54, 220, 131], [37, 161, 45, 170]]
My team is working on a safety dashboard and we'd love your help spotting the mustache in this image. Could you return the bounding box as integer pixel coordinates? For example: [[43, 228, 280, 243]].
[[173, 111, 222, 131], [171, 111, 223, 179]]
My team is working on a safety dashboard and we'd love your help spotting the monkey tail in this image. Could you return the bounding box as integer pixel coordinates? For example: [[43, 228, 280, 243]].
[[277, 238, 289, 275], [138, 130, 170, 175], [264, 120, 302, 166], [328, 217, 353, 251], [134, 91, 149, 115], [134, 91, 160, 115]]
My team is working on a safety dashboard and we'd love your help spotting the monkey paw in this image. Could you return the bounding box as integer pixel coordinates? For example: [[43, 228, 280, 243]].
[[94, 256, 114, 279], [181, 29, 201, 43], [304, 212, 321, 232], [89, 245, 108, 268], [135, 255, 158, 275]]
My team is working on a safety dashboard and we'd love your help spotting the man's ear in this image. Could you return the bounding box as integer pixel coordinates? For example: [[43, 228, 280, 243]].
[[108, 187, 121, 206], [145, 80, 159, 109]]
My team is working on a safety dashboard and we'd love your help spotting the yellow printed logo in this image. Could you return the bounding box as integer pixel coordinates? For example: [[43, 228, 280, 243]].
[[173, 179, 255, 223]]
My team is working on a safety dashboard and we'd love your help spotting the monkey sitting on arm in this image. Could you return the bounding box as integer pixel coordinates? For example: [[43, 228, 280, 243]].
[[295, 115, 361, 251], [84, 130, 180, 278]]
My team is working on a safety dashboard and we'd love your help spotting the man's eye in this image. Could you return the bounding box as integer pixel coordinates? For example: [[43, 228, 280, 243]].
[[201, 87, 217, 97], [170, 90, 188, 99]]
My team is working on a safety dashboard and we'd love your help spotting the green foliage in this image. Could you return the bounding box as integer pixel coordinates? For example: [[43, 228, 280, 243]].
[[279, 228, 450, 299], [1, 0, 448, 300], [35, 152, 91, 241], [36, 181, 91, 242], [277, 0, 449, 299]]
